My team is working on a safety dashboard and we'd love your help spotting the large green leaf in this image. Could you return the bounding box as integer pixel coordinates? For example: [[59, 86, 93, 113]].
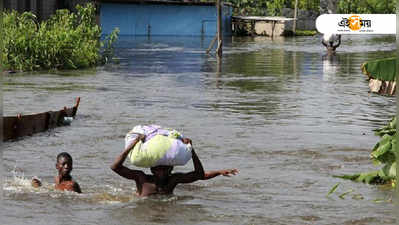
[[336, 116, 396, 185], [361, 57, 396, 81], [371, 138, 392, 160], [378, 162, 396, 179]]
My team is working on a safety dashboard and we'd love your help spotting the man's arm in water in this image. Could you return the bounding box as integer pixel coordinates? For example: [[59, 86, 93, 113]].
[[332, 35, 341, 51], [202, 169, 239, 180], [170, 139, 205, 185], [110, 135, 146, 181], [321, 40, 328, 47]]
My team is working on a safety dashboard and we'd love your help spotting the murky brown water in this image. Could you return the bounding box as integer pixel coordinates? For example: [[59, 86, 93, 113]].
[[2, 34, 396, 225]]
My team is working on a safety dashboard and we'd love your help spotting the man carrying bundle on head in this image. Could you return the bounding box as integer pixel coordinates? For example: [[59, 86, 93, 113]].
[[110, 125, 238, 197], [322, 33, 341, 54]]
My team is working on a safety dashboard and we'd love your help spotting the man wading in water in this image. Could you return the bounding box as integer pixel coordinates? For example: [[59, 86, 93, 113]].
[[110, 134, 238, 197]]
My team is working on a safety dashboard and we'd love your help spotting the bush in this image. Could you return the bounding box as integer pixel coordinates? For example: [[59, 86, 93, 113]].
[[225, 0, 319, 16], [224, 0, 395, 16], [2, 3, 119, 72], [337, 0, 396, 14]]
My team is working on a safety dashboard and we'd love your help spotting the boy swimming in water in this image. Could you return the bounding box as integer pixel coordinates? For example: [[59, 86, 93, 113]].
[[54, 152, 82, 193], [32, 152, 81, 193], [110, 134, 238, 197]]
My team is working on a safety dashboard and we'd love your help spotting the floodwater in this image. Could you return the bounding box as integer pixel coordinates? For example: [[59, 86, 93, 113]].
[[2, 34, 396, 225]]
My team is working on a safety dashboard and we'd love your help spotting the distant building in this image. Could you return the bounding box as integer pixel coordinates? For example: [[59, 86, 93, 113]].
[[99, 0, 232, 36], [3, 0, 232, 37]]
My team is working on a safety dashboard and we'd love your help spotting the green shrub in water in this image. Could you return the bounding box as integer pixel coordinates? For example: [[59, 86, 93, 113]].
[[335, 116, 397, 186], [2, 3, 119, 72]]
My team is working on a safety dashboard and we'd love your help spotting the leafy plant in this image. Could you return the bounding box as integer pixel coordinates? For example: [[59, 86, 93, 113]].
[[223, 0, 320, 16], [2, 3, 119, 72], [337, 0, 396, 14], [266, 0, 286, 16], [335, 116, 397, 186], [101, 28, 120, 64], [294, 30, 317, 36], [221, 0, 395, 16]]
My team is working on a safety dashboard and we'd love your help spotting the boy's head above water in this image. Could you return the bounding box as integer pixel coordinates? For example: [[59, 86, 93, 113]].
[[56, 152, 73, 176]]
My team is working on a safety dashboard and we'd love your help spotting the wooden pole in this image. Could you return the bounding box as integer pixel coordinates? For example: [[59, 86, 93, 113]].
[[293, 0, 298, 34], [216, 0, 222, 58], [206, 34, 218, 54], [216, 55, 222, 88]]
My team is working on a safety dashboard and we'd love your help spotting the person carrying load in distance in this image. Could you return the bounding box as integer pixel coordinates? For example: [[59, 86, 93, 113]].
[[322, 33, 341, 54], [110, 125, 238, 197]]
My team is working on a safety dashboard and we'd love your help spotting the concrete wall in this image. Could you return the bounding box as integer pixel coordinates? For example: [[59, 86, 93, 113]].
[[100, 3, 232, 36], [254, 20, 293, 37]]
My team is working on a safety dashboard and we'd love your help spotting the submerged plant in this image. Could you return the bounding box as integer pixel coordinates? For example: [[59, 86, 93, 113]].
[[335, 116, 397, 186], [2, 3, 119, 72], [101, 27, 120, 64]]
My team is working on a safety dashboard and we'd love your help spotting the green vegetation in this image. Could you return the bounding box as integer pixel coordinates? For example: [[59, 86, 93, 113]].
[[361, 57, 396, 82], [225, 0, 319, 16], [337, 0, 396, 14], [222, 0, 395, 16], [293, 30, 317, 36], [1, 4, 3, 73], [326, 182, 340, 196], [335, 117, 397, 186], [2, 3, 119, 72]]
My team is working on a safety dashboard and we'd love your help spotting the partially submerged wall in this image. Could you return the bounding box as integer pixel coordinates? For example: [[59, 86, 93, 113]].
[[254, 20, 293, 36], [232, 16, 293, 37]]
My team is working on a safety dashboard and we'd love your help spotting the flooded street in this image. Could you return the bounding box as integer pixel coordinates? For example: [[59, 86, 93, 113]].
[[2, 34, 396, 225]]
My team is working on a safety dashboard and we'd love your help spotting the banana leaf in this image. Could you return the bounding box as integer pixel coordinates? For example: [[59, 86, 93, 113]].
[[335, 116, 397, 185], [374, 117, 396, 136], [334, 171, 384, 184], [361, 57, 396, 81], [378, 162, 396, 180], [371, 136, 394, 162]]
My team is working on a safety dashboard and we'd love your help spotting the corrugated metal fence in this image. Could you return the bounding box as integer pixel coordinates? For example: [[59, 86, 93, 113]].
[[3, 0, 91, 20]]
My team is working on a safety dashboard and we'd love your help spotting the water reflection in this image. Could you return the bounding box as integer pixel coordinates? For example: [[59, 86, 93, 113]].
[[322, 53, 340, 80], [110, 197, 206, 225]]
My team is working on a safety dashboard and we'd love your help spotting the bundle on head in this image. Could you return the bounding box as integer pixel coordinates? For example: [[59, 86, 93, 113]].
[[125, 125, 192, 168]]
